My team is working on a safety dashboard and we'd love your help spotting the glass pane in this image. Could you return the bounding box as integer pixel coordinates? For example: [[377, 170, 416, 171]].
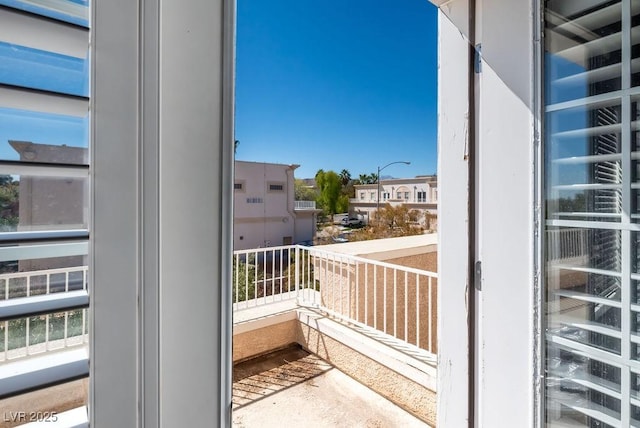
[[547, 189, 622, 222], [0, 42, 89, 97], [0, 174, 88, 232], [545, 1, 629, 426], [0, 0, 89, 27], [546, 99, 623, 226], [545, 1, 622, 105], [547, 349, 621, 426], [546, 100, 622, 159], [547, 268, 621, 303], [0, 261, 87, 300], [547, 227, 621, 272], [548, 305, 621, 354], [0, 310, 87, 359], [0, 108, 89, 164]]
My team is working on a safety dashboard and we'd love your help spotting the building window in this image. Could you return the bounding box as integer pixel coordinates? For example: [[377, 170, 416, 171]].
[[246, 197, 263, 204], [417, 191, 427, 202], [383, 192, 390, 201], [543, 1, 638, 426], [268, 183, 284, 192], [404, 192, 409, 200], [360, 192, 365, 200], [234, 182, 243, 190], [370, 192, 375, 200], [397, 192, 402, 199]]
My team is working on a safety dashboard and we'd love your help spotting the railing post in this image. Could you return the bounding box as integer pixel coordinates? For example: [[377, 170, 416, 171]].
[[295, 246, 300, 299]]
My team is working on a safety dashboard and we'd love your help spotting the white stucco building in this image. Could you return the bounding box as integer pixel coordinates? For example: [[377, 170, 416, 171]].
[[234, 160, 319, 250], [350, 175, 437, 229]]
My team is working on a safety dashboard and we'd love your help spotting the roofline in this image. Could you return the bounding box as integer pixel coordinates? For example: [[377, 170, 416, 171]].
[[235, 159, 300, 170], [353, 177, 437, 188]]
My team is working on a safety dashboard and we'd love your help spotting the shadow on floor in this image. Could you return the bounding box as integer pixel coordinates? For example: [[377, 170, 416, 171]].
[[232, 345, 332, 410]]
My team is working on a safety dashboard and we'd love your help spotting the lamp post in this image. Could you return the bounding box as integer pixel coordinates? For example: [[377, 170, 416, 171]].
[[376, 161, 410, 217]]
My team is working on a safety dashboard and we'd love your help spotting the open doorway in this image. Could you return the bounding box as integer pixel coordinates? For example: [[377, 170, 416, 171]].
[[231, 1, 439, 426]]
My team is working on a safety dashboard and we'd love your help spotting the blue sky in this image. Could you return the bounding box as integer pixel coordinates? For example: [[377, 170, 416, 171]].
[[235, 0, 438, 179]]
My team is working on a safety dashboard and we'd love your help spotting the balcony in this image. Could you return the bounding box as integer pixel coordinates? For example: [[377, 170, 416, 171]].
[[232, 235, 437, 425], [0, 235, 438, 427], [294, 200, 318, 210]]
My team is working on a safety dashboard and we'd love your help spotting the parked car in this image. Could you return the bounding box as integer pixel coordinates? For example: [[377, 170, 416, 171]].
[[341, 217, 363, 227]]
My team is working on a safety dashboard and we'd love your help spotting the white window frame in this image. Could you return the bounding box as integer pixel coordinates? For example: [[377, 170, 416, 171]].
[[92, 0, 234, 426], [433, 0, 539, 426]]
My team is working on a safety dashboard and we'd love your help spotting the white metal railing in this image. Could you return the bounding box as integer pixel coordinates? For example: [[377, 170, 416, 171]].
[[1, 244, 437, 361], [294, 200, 316, 210], [0, 266, 89, 362], [233, 244, 438, 354], [232, 245, 299, 311]]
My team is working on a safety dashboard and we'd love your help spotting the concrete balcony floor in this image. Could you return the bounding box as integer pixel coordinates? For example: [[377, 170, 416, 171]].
[[232, 346, 429, 427]]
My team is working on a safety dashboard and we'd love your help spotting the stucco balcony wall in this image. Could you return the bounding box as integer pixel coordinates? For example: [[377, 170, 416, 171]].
[[232, 297, 437, 426]]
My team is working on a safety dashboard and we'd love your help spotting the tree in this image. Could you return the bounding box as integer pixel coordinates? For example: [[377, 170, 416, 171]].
[[355, 173, 378, 185], [315, 169, 342, 215], [232, 256, 263, 302], [339, 169, 351, 186], [350, 204, 424, 241], [0, 175, 18, 231], [341, 180, 356, 198], [336, 194, 350, 213], [294, 179, 318, 201]]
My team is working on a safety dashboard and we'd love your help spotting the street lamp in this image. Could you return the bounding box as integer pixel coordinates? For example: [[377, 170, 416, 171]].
[[376, 161, 410, 217]]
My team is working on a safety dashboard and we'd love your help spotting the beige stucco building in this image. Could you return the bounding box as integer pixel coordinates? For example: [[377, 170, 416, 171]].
[[10, 140, 87, 272], [8, 145, 319, 256], [350, 175, 437, 230], [234, 160, 320, 250]]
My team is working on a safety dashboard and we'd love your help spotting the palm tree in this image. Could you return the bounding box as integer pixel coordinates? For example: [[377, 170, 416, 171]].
[[339, 169, 351, 186]]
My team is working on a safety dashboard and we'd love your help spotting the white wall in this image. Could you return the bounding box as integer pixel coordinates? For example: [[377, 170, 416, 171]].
[[234, 220, 293, 249], [294, 213, 315, 243]]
